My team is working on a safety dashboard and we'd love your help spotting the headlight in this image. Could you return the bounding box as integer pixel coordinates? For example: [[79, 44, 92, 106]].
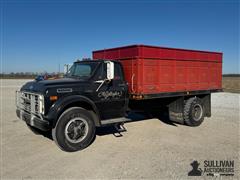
[[39, 94, 45, 114]]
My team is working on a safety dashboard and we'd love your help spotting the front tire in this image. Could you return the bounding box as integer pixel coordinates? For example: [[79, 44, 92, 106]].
[[52, 107, 96, 152], [184, 97, 205, 127]]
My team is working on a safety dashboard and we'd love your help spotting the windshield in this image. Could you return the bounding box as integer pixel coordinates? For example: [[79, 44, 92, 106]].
[[66, 62, 99, 79]]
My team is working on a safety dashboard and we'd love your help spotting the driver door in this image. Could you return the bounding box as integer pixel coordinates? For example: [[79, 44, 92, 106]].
[[92, 62, 128, 120]]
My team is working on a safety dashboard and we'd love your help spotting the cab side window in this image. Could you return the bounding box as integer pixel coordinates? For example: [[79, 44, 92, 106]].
[[114, 63, 123, 80], [93, 63, 106, 80]]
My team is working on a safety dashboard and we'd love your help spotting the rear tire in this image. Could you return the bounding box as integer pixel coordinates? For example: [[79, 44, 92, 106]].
[[52, 107, 96, 152], [184, 97, 205, 127]]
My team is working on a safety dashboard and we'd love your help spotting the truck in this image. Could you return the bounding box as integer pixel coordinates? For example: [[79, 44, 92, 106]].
[[16, 44, 222, 152]]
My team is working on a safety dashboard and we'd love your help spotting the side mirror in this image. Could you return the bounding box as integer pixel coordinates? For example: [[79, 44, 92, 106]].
[[106, 61, 114, 80]]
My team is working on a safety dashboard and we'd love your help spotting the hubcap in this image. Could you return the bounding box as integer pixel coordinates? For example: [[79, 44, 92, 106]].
[[64, 118, 89, 143], [192, 104, 203, 121]]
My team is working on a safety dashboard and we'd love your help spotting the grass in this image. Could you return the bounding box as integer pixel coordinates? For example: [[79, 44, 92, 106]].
[[222, 77, 240, 93]]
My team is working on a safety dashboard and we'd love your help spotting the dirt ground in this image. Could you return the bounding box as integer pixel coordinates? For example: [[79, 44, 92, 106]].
[[0, 79, 239, 179]]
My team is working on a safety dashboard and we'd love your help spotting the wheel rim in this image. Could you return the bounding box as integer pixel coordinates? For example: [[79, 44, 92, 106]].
[[192, 104, 203, 121], [64, 117, 89, 143]]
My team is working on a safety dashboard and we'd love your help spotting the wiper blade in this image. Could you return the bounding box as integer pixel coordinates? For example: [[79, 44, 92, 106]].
[[66, 74, 90, 79], [66, 75, 79, 78]]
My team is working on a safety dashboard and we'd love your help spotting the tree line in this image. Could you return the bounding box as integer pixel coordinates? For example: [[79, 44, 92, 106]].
[[0, 72, 61, 79], [0, 72, 239, 79]]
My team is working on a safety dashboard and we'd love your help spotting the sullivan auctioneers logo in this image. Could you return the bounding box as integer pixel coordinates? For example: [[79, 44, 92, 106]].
[[188, 160, 234, 177]]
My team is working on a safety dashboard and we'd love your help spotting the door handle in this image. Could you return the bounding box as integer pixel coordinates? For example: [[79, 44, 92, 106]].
[[118, 83, 126, 87]]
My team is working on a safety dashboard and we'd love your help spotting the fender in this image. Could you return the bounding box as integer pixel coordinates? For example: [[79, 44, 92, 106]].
[[46, 95, 101, 127]]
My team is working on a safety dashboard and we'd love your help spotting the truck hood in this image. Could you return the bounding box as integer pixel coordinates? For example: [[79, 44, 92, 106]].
[[20, 78, 88, 93]]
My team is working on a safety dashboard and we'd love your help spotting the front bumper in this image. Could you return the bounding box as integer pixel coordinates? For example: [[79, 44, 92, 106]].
[[16, 109, 50, 131]]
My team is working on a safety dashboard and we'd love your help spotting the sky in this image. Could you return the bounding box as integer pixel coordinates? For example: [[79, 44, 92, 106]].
[[0, 0, 239, 74]]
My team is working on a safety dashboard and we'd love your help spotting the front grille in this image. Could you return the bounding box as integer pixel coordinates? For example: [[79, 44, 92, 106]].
[[16, 91, 44, 115]]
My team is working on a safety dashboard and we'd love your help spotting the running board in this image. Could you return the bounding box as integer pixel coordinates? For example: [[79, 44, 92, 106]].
[[101, 117, 131, 125]]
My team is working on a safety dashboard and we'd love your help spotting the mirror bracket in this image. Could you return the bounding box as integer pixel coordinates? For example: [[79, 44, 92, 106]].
[[95, 79, 105, 92]]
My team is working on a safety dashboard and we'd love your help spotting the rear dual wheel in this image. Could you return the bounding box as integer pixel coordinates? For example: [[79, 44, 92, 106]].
[[52, 107, 96, 152], [184, 97, 205, 126]]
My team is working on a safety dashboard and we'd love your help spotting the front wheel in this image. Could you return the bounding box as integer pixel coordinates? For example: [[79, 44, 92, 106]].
[[52, 107, 96, 152]]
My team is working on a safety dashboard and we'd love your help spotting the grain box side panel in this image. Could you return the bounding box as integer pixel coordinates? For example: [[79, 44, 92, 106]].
[[141, 59, 159, 94], [92, 45, 222, 95], [93, 46, 140, 60], [118, 58, 140, 94], [139, 45, 222, 62], [186, 60, 200, 91], [140, 58, 222, 94], [157, 59, 176, 93], [208, 61, 222, 89], [198, 61, 209, 90], [175, 60, 188, 91], [93, 51, 104, 59]]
